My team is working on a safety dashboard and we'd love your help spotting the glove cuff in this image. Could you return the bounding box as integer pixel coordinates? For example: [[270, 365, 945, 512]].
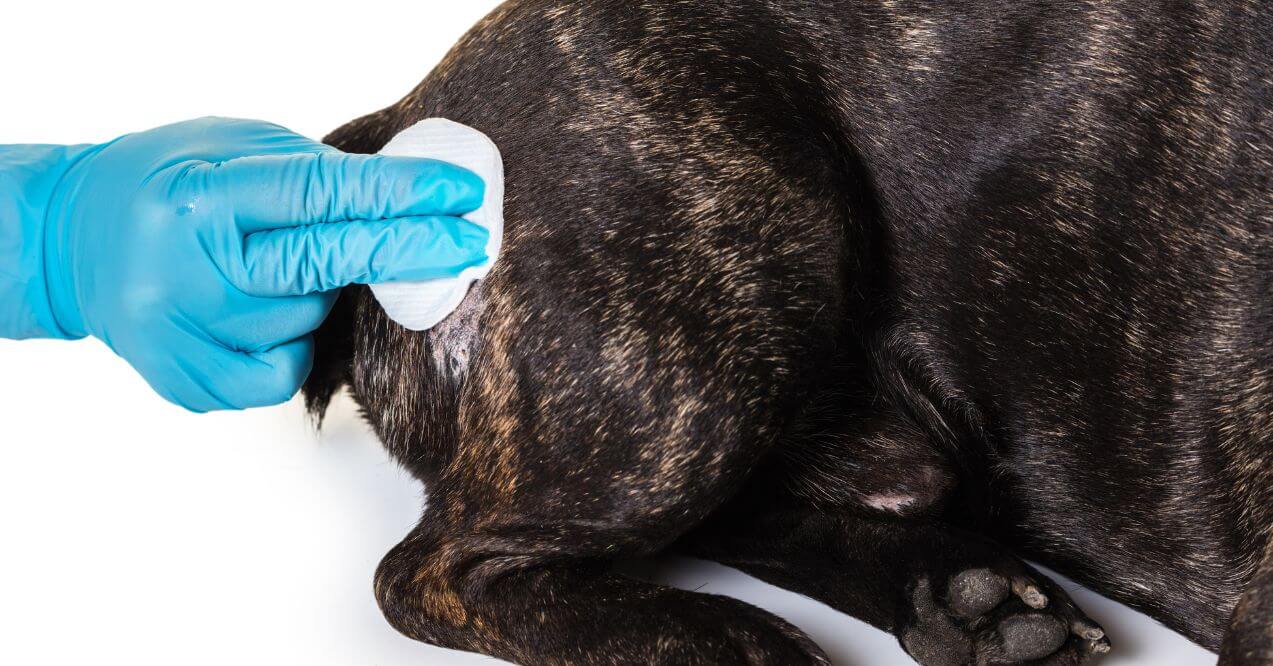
[[0, 143, 95, 339]]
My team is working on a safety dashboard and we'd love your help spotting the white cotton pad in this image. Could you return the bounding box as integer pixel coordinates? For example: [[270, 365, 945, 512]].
[[372, 118, 504, 331]]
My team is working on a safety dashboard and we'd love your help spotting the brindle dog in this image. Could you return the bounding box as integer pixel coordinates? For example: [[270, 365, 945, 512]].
[[303, 1, 1271, 664]]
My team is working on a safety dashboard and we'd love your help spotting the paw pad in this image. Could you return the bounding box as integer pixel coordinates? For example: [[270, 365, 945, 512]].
[[947, 568, 1010, 618], [998, 613, 1068, 661]]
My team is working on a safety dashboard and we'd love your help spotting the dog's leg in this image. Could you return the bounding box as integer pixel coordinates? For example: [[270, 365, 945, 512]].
[[368, 345, 838, 664], [1220, 541, 1273, 665], [686, 505, 1111, 666], [376, 521, 828, 665], [680, 405, 1110, 666]]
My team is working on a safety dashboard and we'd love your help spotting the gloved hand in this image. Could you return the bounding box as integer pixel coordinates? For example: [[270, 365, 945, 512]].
[[0, 117, 488, 412]]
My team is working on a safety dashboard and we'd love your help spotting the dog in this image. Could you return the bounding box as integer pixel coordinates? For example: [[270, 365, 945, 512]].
[[303, 1, 1271, 663]]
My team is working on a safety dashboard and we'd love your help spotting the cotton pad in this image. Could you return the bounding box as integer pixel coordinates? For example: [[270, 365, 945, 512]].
[[372, 118, 504, 331]]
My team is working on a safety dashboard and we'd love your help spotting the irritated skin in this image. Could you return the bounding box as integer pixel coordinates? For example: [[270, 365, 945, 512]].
[[304, 1, 1272, 664]]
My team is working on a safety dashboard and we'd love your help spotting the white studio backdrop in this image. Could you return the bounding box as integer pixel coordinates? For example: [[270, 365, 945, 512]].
[[0, 1, 1218, 664]]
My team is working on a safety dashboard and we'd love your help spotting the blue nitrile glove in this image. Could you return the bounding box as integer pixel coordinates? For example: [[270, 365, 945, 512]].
[[0, 117, 488, 412]]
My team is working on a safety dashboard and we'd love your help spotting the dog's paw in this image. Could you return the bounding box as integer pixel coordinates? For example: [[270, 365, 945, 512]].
[[899, 562, 1110, 665]]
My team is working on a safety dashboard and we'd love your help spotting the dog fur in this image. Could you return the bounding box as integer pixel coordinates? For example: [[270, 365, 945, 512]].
[[304, 1, 1271, 663]]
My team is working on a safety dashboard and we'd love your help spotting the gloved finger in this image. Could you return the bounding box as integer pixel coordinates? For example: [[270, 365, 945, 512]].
[[228, 216, 490, 297], [201, 291, 336, 354], [202, 151, 485, 232], [156, 337, 314, 413], [166, 117, 335, 163]]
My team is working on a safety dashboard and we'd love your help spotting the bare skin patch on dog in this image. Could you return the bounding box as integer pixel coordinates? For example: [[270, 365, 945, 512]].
[[862, 493, 920, 513], [428, 282, 487, 382]]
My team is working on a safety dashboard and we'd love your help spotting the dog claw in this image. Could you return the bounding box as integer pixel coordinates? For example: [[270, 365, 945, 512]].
[[1012, 578, 1049, 609], [1073, 620, 1105, 641]]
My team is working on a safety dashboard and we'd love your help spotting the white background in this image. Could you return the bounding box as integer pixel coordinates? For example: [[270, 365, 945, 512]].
[[0, 1, 1218, 664]]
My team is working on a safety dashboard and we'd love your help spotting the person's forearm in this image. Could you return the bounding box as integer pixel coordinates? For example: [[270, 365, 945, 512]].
[[0, 143, 95, 340]]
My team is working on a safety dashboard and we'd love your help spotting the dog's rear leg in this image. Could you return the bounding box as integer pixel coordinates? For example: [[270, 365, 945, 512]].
[[1219, 541, 1273, 665], [682, 407, 1111, 665], [377, 522, 827, 665], [372, 395, 832, 665], [685, 506, 1111, 666], [362, 269, 844, 663]]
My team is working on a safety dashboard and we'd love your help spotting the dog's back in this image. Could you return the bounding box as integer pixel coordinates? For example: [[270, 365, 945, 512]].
[[307, 1, 1271, 662]]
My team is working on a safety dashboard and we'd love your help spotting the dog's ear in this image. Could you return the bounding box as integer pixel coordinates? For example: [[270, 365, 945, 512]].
[[303, 108, 404, 422]]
